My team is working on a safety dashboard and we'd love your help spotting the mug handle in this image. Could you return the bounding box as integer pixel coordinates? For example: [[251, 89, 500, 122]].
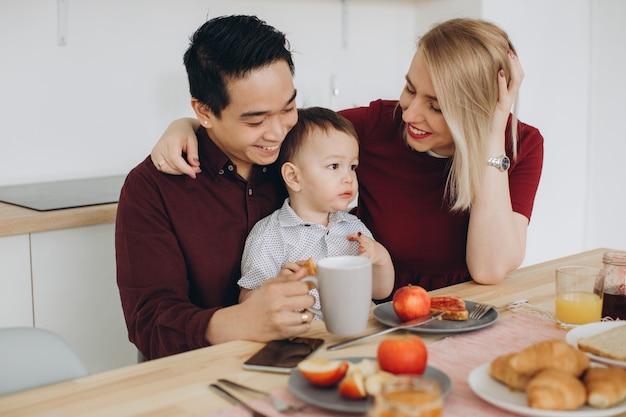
[[301, 276, 323, 319]]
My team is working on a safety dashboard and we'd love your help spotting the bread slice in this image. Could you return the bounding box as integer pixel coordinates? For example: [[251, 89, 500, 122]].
[[304, 257, 317, 276], [577, 324, 626, 361], [429, 295, 468, 320]]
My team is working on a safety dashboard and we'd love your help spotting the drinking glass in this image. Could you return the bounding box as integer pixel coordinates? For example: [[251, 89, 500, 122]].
[[555, 266, 604, 328]]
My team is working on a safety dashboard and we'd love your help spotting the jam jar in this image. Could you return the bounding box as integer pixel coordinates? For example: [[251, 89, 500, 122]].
[[368, 375, 443, 417], [601, 251, 626, 320]]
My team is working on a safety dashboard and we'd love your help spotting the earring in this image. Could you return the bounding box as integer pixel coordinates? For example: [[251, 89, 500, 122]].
[[204, 120, 208, 125]]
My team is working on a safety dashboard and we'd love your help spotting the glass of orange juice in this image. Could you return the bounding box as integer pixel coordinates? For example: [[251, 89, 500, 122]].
[[368, 375, 442, 417], [555, 266, 604, 329]]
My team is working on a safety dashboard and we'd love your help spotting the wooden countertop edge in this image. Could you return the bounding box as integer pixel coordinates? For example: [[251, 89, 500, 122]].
[[0, 202, 118, 237]]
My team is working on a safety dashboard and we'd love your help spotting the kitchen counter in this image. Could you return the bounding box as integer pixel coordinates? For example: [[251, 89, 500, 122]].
[[0, 200, 134, 372], [0, 201, 117, 237]]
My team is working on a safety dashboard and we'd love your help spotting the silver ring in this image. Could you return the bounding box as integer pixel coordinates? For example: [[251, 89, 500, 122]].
[[301, 313, 309, 324], [158, 159, 166, 168]]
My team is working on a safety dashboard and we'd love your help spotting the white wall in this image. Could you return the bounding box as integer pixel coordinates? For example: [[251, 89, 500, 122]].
[[586, 0, 626, 253], [481, 0, 593, 264], [481, 0, 626, 264], [1, 0, 625, 267], [0, 0, 418, 185]]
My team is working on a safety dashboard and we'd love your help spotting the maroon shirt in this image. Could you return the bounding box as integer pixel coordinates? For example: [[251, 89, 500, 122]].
[[115, 128, 286, 359], [340, 100, 544, 296]]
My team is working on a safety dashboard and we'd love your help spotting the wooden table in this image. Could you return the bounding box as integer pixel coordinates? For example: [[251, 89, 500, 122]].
[[0, 248, 611, 416]]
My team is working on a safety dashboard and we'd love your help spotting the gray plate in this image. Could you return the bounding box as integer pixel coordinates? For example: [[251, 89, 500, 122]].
[[288, 357, 451, 414], [373, 300, 498, 334]]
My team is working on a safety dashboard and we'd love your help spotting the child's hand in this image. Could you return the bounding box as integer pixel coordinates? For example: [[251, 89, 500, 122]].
[[347, 232, 384, 264], [277, 261, 308, 280], [347, 232, 395, 300]]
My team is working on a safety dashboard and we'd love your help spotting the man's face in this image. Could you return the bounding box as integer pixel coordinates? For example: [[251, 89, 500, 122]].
[[203, 60, 298, 179]]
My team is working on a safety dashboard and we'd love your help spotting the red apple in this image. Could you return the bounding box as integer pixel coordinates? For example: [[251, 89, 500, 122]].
[[392, 284, 431, 321], [377, 335, 428, 375], [297, 358, 349, 387], [338, 370, 367, 399]]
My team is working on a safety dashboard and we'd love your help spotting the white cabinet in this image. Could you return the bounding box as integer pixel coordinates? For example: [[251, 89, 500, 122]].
[[30, 224, 137, 374], [0, 234, 33, 327]]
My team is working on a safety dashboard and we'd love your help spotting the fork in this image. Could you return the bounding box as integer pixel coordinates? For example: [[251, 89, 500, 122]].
[[217, 378, 304, 413], [209, 383, 269, 417], [469, 299, 529, 320], [469, 302, 494, 320]]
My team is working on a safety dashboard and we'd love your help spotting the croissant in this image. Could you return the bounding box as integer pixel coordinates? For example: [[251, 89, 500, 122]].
[[489, 353, 533, 391], [509, 339, 590, 377], [526, 369, 587, 410], [584, 366, 626, 408]]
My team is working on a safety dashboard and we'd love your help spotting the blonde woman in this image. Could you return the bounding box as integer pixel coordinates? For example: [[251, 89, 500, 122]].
[[150, 18, 543, 296]]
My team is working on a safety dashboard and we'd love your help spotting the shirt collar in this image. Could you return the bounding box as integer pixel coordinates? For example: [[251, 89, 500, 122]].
[[196, 127, 277, 181], [278, 198, 352, 227]]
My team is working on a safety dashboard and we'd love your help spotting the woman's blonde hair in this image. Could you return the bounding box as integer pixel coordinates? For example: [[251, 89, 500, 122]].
[[419, 18, 518, 212]]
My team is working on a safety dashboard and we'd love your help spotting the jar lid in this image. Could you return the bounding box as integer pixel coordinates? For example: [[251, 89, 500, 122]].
[[603, 251, 626, 266]]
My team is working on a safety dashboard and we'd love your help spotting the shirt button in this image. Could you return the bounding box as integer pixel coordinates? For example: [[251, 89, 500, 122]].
[[218, 169, 224, 175], [248, 189, 253, 196], [262, 167, 268, 173], [227, 165, 234, 171]]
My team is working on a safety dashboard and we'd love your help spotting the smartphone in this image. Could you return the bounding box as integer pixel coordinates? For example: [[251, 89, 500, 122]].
[[242, 337, 324, 374]]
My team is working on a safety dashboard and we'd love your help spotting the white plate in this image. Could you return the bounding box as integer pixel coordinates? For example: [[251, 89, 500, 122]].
[[373, 300, 498, 334], [288, 357, 452, 414], [468, 363, 626, 417], [565, 321, 626, 368]]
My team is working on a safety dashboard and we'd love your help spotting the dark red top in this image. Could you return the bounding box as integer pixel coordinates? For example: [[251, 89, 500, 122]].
[[340, 100, 544, 296], [115, 128, 286, 359]]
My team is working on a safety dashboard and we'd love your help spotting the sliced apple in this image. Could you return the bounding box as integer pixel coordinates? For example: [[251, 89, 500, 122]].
[[364, 370, 395, 396], [338, 369, 367, 399], [353, 357, 379, 378], [297, 358, 349, 387]]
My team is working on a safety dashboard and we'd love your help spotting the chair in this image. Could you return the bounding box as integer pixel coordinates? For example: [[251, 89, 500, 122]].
[[0, 327, 89, 396]]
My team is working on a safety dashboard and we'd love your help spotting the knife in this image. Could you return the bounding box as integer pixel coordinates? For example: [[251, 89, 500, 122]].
[[209, 384, 269, 417], [326, 312, 444, 351]]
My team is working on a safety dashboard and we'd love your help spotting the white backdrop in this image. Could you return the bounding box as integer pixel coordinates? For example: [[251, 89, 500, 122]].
[[1, 0, 625, 266]]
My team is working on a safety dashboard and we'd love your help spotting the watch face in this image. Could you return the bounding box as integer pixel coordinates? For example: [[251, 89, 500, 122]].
[[501, 156, 511, 171], [488, 155, 511, 171]]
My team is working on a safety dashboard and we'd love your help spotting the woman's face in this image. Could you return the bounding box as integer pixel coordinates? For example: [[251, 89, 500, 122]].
[[398, 48, 455, 157]]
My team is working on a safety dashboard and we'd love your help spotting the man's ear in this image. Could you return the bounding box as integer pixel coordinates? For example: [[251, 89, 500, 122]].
[[191, 98, 214, 128], [281, 162, 301, 192]]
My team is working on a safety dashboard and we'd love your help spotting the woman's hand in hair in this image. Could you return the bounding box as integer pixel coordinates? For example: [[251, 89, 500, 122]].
[[491, 50, 525, 138]]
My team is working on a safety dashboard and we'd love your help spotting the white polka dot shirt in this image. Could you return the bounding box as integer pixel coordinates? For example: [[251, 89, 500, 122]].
[[239, 198, 374, 310]]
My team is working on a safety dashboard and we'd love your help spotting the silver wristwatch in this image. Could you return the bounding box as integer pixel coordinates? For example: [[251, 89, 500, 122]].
[[487, 155, 510, 172]]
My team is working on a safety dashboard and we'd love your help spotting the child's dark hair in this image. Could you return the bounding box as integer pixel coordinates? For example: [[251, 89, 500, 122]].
[[278, 107, 358, 167], [184, 15, 294, 118]]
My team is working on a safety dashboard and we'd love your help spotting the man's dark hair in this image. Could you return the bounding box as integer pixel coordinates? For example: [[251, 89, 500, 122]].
[[278, 107, 358, 168], [184, 15, 294, 117]]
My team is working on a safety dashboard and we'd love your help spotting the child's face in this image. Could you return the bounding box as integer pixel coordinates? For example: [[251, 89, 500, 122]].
[[293, 129, 359, 213]]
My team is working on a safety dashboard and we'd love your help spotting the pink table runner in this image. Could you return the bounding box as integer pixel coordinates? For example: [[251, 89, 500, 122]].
[[206, 310, 566, 417]]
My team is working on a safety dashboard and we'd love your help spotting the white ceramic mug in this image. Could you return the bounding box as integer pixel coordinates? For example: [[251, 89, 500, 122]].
[[301, 256, 372, 336]]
